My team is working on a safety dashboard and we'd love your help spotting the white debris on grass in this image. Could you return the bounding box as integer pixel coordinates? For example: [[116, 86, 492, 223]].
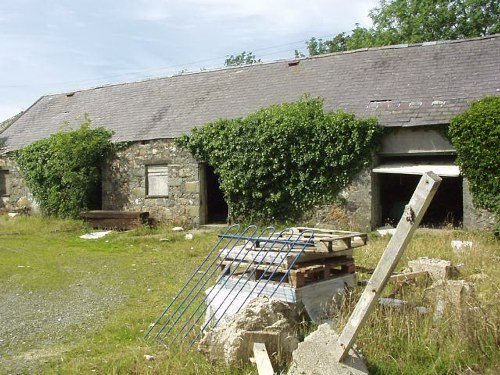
[[451, 240, 473, 253], [172, 227, 184, 232], [8, 213, 19, 217], [80, 231, 112, 240], [378, 298, 407, 309], [185, 233, 194, 240], [376, 225, 396, 236]]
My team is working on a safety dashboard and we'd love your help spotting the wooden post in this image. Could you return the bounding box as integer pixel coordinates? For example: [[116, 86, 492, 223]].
[[332, 171, 441, 362], [253, 342, 275, 375]]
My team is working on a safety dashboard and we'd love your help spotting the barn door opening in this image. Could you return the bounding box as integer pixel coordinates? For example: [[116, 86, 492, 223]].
[[204, 165, 228, 224], [378, 174, 463, 227]]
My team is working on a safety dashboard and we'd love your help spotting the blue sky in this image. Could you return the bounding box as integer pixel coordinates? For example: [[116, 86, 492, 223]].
[[0, 0, 378, 122]]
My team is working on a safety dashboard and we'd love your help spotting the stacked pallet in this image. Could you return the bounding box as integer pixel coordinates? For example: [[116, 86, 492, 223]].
[[219, 227, 367, 288]]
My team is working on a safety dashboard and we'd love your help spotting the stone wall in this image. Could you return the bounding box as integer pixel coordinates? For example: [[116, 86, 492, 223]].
[[308, 168, 375, 231], [462, 179, 495, 230], [102, 139, 201, 226], [0, 155, 35, 212]]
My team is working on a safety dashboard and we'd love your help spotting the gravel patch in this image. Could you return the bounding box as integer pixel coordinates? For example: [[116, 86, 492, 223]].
[[0, 278, 125, 373]]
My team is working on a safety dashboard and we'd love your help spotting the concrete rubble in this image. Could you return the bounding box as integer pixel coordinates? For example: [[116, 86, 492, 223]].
[[289, 323, 368, 375], [425, 279, 476, 320], [198, 296, 301, 368], [408, 257, 460, 282]]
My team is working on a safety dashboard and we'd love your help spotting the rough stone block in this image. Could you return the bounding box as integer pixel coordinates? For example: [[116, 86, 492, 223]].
[[131, 187, 144, 198], [186, 205, 199, 218], [169, 178, 182, 187], [185, 181, 199, 193], [198, 297, 300, 368]]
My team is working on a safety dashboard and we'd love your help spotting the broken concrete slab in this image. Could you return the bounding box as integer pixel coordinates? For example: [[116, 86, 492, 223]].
[[425, 279, 475, 320], [289, 323, 368, 375], [408, 257, 459, 282], [199, 297, 301, 368]]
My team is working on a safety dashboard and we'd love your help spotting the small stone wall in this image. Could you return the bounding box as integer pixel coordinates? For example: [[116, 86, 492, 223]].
[[462, 179, 495, 230], [0, 155, 35, 212], [101, 139, 201, 226], [308, 168, 375, 231]]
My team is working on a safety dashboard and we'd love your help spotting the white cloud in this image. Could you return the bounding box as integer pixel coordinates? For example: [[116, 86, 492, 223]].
[[0, 0, 379, 122]]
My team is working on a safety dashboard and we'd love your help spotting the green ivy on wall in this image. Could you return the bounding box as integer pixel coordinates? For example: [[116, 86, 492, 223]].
[[449, 96, 500, 227], [177, 96, 383, 222], [14, 115, 115, 219]]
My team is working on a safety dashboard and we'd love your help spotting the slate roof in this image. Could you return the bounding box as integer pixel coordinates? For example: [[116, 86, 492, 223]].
[[2, 35, 499, 153]]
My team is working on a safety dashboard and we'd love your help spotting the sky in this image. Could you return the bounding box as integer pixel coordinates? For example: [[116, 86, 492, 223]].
[[0, 0, 379, 122]]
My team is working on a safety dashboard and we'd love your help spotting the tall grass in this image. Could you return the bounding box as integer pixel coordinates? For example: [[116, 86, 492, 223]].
[[338, 230, 500, 374], [1, 216, 498, 374]]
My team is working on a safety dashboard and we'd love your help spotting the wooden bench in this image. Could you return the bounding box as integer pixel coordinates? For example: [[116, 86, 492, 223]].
[[81, 210, 149, 230]]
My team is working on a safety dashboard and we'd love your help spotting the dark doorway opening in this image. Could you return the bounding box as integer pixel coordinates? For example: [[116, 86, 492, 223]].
[[88, 169, 103, 210], [379, 174, 463, 227], [206, 165, 228, 223]]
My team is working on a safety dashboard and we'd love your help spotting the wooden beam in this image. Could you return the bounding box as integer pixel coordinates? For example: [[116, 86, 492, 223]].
[[332, 171, 441, 362], [389, 271, 428, 284], [253, 342, 275, 375]]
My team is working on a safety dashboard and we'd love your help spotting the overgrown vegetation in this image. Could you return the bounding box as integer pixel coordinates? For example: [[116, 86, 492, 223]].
[[177, 96, 382, 222], [305, 0, 500, 55], [345, 231, 500, 374], [0, 216, 498, 374], [448, 96, 500, 228], [14, 115, 115, 219]]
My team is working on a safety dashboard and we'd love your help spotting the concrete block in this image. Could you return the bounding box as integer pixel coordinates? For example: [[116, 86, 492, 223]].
[[289, 323, 368, 375]]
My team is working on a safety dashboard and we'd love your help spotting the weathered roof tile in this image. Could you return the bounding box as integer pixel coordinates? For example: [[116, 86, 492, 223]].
[[2, 35, 499, 152]]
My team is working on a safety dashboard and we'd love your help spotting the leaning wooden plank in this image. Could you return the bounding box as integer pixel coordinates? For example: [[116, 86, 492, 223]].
[[253, 342, 275, 375], [389, 271, 428, 284], [332, 171, 441, 363]]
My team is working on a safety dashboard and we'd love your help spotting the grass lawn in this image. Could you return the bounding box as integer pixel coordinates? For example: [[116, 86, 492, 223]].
[[0, 215, 498, 374]]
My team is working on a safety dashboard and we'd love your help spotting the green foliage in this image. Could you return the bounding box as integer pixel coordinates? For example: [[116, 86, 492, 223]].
[[224, 51, 261, 66], [177, 97, 382, 222], [14, 115, 115, 219], [448, 97, 500, 224], [307, 0, 500, 55]]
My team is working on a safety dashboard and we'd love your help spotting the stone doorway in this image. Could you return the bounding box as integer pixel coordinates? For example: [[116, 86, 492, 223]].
[[202, 165, 228, 224]]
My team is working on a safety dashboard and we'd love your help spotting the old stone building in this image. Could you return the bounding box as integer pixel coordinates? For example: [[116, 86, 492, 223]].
[[1, 35, 498, 229]]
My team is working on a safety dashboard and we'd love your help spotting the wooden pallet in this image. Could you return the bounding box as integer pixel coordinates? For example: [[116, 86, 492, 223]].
[[218, 227, 366, 288], [220, 256, 356, 288], [293, 227, 368, 252]]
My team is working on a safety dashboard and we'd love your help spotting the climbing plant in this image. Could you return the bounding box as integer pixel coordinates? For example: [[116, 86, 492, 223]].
[[14, 115, 115, 219], [448, 96, 500, 227], [177, 96, 383, 222]]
